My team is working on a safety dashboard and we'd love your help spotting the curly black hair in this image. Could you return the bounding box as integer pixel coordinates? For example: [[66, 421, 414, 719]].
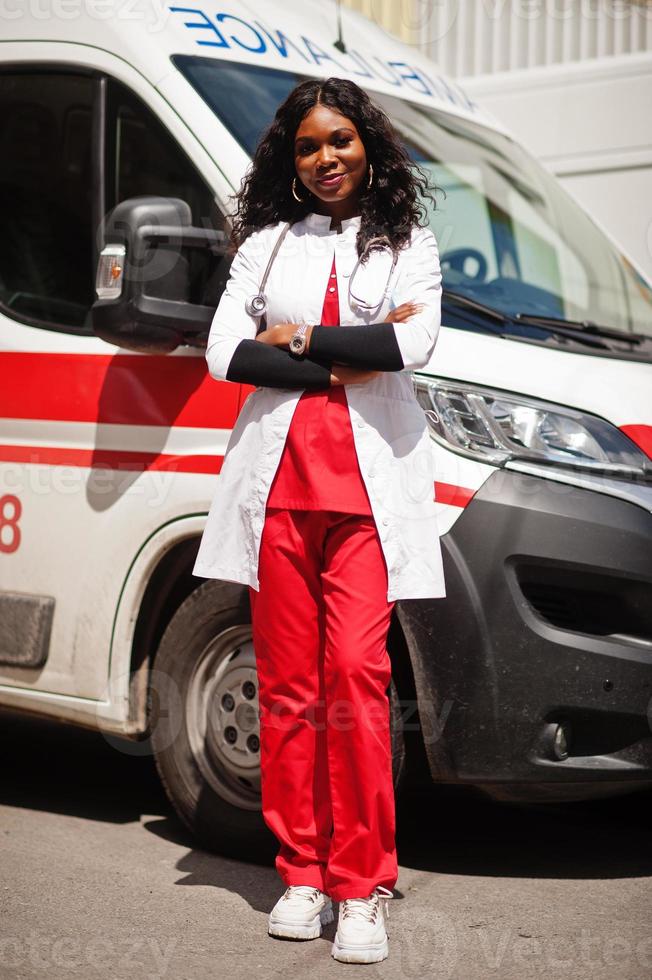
[[226, 76, 442, 259]]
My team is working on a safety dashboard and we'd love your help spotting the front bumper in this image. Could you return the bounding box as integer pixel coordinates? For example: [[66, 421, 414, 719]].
[[396, 467, 652, 800]]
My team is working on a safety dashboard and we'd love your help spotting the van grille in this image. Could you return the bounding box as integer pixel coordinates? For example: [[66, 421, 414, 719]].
[[515, 566, 652, 643]]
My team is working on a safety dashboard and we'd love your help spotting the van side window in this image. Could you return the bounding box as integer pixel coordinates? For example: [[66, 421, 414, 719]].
[[0, 71, 95, 332], [104, 79, 229, 315], [0, 70, 227, 336], [106, 78, 225, 235]]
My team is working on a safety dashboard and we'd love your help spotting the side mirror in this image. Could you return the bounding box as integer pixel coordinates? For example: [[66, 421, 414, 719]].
[[91, 196, 230, 353]]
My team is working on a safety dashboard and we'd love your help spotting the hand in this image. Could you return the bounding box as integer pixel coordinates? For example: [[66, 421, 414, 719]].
[[330, 364, 380, 386], [254, 323, 298, 348], [386, 301, 424, 323]]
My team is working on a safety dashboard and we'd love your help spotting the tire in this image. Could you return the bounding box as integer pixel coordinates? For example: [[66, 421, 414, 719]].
[[150, 579, 407, 856]]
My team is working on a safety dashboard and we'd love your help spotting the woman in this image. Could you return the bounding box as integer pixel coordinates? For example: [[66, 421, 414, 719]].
[[192, 76, 445, 965]]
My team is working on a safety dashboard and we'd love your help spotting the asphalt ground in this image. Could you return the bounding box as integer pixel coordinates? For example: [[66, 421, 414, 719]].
[[1, 705, 651, 980]]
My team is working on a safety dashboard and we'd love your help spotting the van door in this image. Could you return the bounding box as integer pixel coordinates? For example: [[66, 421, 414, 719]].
[[0, 67, 239, 699]]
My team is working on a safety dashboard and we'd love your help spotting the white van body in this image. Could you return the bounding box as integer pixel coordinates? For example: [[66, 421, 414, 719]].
[[1, 1, 650, 824]]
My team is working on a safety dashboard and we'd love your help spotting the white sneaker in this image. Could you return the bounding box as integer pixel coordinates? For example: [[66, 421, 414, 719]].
[[331, 885, 393, 963], [268, 885, 334, 940]]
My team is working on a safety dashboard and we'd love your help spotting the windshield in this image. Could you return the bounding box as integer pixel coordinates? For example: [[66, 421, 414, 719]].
[[174, 56, 652, 339]]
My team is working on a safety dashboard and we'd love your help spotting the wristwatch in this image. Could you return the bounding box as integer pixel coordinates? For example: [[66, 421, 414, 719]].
[[289, 322, 311, 357]]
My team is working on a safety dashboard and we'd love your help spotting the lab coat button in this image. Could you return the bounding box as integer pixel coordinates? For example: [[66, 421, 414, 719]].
[[382, 518, 390, 526]]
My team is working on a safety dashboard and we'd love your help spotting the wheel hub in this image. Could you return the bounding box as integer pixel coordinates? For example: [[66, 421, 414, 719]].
[[185, 624, 262, 810]]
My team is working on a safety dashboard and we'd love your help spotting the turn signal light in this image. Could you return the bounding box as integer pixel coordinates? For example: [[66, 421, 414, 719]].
[[95, 244, 126, 300]]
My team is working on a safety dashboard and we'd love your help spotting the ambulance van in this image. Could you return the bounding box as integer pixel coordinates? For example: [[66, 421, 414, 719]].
[[1, 1, 651, 851]]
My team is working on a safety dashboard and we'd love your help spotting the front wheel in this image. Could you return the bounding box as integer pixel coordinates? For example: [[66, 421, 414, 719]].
[[150, 579, 406, 856]]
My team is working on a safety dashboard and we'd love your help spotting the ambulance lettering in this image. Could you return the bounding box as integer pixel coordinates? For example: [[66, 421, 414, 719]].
[[168, 5, 479, 113]]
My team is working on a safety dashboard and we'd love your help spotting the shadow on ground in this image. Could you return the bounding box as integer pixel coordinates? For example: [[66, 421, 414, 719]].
[[2, 703, 651, 915]]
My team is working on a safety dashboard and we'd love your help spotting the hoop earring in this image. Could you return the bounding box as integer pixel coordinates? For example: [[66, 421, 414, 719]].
[[292, 177, 307, 203], [366, 162, 374, 189]]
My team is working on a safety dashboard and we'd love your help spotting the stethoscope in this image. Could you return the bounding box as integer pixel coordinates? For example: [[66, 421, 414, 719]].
[[244, 222, 292, 318], [348, 236, 399, 311], [245, 221, 399, 319]]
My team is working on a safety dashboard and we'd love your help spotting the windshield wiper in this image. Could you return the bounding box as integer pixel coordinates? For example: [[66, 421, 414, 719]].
[[442, 288, 511, 324], [513, 312, 648, 345], [442, 289, 650, 347]]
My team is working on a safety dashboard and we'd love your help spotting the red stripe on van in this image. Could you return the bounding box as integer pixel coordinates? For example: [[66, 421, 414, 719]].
[[620, 424, 652, 460], [0, 352, 239, 428], [0, 443, 476, 506], [434, 481, 476, 508], [0, 444, 223, 474]]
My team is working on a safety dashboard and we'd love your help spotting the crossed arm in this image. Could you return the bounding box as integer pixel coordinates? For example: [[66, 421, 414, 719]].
[[225, 338, 336, 389], [205, 227, 442, 390], [225, 313, 416, 388]]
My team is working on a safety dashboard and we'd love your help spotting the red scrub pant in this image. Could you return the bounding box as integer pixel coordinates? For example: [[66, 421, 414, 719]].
[[248, 506, 398, 902]]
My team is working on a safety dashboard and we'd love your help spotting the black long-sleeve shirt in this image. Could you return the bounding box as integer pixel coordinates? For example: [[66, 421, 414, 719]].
[[308, 322, 403, 371], [224, 323, 403, 389], [225, 339, 334, 389]]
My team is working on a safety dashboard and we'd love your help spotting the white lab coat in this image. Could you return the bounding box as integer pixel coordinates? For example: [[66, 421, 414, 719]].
[[192, 210, 446, 601]]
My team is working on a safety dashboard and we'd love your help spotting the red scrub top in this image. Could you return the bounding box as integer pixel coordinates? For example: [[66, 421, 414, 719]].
[[266, 253, 373, 514]]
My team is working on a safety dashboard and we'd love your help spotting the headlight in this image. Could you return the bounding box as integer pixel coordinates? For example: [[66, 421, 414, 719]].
[[413, 377, 652, 480]]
